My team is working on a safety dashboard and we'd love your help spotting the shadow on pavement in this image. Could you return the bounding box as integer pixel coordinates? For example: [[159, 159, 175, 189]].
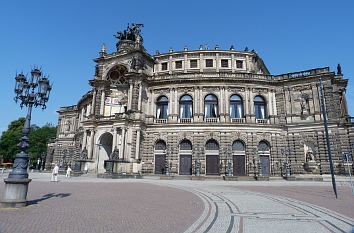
[[27, 193, 71, 206]]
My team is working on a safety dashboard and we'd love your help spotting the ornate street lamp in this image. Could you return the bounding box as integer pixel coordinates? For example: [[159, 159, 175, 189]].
[[1, 68, 52, 208]]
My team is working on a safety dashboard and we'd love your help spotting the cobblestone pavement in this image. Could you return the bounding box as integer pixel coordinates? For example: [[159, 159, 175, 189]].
[[0, 172, 353, 233], [0, 174, 203, 233]]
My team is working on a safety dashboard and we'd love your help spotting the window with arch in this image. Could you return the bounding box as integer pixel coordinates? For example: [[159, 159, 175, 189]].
[[206, 139, 219, 150], [232, 140, 245, 151], [155, 140, 167, 150], [180, 139, 192, 150], [156, 96, 169, 119], [204, 94, 218, 118], [179, 95, 193, 119], [230, 95, 243, 118], [254, 96, 266, 119], [258, 141, 270, 152]]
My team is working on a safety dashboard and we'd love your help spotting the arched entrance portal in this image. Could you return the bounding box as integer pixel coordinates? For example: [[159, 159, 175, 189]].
[[97, 132, 113, 173]]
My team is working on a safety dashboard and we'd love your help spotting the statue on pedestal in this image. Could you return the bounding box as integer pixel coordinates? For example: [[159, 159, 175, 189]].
[[303, 145, 318, 172]]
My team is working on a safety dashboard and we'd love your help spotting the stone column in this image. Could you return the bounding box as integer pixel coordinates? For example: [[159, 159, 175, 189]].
[[138, 82, 143, 111], [82, 130, 87, 150], [100, 91, 105, 115], [112, 127, 117, 151], [219, 87, 224, 122], [268, 91, 273, 116], [231, 54, 235, 73], [194, 87, 198, 122], [135, 130, 141, 160], [120, 127, 126, 159], [225, 87, 230, 121], [88, 130, 95, 159], [245, 88, 249, 120], [91, 90, 96, 115], [199, 87, 203, 122], [174, 88, 178, 115], [128, 81, 133, 110]]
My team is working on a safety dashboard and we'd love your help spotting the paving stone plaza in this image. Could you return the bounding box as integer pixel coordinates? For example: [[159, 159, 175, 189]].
[[0, 172, 353, 233]]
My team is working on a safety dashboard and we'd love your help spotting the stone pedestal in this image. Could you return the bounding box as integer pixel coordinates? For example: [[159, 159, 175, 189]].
[[1, 178, 31, 208], [303, 161, 319, 173]]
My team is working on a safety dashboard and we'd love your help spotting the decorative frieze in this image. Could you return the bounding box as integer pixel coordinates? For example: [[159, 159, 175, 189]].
[[252, 88, 268, 93], [227, 87, 245, 92]]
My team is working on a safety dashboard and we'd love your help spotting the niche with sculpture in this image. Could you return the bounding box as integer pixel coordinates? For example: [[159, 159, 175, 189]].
[[298, 92, 310, 120], [303, 143, 318, 172]]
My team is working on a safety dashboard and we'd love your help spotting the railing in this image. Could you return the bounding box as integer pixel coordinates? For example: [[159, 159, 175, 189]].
[[205, 118, 219, 123], [179, 118, 192, 123], [155, 119, 167, 124], [151, 72, 274, 81], [231, 118, 244, 123], [256, 119, 269, 124]]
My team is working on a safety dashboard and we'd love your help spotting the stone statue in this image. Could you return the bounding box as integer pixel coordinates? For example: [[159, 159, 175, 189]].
[[130, 56, 146, 71], [109, 148, 119, 160], [337, 63, 342, 75], [64, 120, 71, 132], [80, 148, 88, 160], [299, 93, 309, 118], [306, 148, 315, 162], [114, 23, 144, 43]]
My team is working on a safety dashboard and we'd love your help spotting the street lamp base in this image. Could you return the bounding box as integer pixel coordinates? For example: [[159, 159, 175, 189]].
[[0, 178, 31, 208]]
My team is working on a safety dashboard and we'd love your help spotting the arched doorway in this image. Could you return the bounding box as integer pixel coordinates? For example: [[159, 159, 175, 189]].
[[232, 140, 246, 176], [205, 139, 219, 175], [154, 140, 167, 174], [97, 132, 113, 173], [258, 141, 270, 176], [179, 139, 192, 175]]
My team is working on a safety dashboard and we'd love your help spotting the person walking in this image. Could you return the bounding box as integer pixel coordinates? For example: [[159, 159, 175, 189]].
[[66, 166, 72, 178], [51, 164, 59, 182]]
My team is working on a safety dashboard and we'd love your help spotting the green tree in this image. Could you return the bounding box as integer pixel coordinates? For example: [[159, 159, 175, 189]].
[[0, 118, 25, 162], [0, 118, 57, 163], [28, 123, 57, 166]]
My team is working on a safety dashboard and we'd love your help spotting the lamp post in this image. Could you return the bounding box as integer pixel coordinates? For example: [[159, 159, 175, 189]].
[[319, 78, 338, 198], [1, 68, 51, 208]]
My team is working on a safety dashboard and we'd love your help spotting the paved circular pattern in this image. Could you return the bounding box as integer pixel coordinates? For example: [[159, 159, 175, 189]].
[[158, 180, 354, 233]]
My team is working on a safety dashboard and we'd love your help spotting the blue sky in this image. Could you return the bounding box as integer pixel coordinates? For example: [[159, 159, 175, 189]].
[[0, 0, 353, 134]]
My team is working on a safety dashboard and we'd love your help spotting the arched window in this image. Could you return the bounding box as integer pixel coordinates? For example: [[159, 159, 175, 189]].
[[258, 141, 270, 152], [204, 94, 218, 118], [230, 95, 243, 118], [156, 96, 169, 119], [155, 140, 167, 150], [180, 139, 192, 150], [206, 139, 219, 150], [254, 96, 266, 119], [179, 95, 193, 119], [232, 140, 245, 151]]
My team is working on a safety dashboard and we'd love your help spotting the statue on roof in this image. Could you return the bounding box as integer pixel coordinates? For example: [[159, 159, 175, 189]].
[[114, 23, 144, 51], [337, 63, 342, 75], [114, 23, 144, 43]]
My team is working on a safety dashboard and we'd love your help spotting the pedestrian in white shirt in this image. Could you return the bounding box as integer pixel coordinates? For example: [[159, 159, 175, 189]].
[[51, 164, 59, 182], [66, 166, 72, 178]]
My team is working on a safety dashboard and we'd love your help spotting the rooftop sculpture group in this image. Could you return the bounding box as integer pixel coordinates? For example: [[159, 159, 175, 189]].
[[114, 23, 144, 47]]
